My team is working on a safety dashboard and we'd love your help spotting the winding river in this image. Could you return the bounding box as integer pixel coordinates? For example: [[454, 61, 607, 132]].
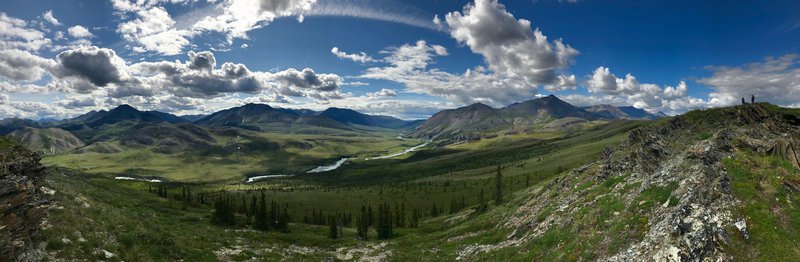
[[305, 141, 431, 173]]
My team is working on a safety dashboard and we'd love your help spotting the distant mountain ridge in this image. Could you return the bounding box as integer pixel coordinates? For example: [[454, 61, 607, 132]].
[[411, 95, 665, 139]]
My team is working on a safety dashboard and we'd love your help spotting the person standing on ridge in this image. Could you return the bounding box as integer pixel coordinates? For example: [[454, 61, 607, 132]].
[[751, 94, 755, 104], [742, 97, 747, 105]]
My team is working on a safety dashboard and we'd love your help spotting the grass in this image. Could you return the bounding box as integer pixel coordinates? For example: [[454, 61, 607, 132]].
[[721, 151, 800, 261]]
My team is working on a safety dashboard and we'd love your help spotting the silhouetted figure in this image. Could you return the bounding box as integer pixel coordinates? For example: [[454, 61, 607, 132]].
[[751, 95, 755, 103], [742, 97, 747, 105]]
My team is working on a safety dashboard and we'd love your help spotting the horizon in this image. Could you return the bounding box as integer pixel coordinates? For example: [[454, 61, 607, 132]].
[[1, 0, 799, 120]]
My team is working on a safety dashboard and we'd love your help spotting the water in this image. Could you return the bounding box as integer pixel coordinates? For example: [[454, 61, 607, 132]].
[[114, 176, 162, 183], [246, 175, 291, 183], [364, 141, 430, 160], [307, 158, 349, 173]]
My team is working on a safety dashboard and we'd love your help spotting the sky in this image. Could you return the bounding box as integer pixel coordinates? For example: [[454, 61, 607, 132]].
[[1, 0, 799, 120]]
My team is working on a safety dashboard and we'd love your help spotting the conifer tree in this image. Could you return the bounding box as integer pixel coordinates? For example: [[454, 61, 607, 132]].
[[357, 205, 369, 240], [494, 165, 504, 205], [254, 192, 268, 231]]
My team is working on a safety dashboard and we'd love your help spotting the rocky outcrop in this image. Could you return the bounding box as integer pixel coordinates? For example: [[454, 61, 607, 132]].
[[467, 104, 800, 261], [0, 140, 49, 261]]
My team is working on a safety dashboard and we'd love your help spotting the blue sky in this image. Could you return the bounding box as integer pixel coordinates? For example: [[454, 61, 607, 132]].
[[1, 0, 799, 119]]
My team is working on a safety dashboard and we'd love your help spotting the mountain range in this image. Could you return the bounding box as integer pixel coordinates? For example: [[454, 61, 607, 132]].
[[410, 95, 665, 139], [0, 96, 665, 154]]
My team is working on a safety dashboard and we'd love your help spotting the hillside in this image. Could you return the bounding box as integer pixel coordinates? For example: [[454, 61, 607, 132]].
[[411, 95, 608, 140], [447, 103, 800, 260], [318, 107, 411, 129], [6, 127, 85, 155]]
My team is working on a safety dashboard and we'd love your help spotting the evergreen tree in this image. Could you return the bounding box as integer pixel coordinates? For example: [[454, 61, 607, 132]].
[[328, 215, 338, 239], [494, 165, 504, 205], [477, 189, 488, 212], [525, 173, 531, 188], [254, 192, 268, 231], [357, 205, 369, 240], [377, 202, 393, 239]]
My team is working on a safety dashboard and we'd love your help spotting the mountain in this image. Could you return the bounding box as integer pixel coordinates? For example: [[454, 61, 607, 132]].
[[0, 118, 41, 135], [119, 122, 216, 154], [411, 103, 507, 139], [318, 107, 411, 129], [144, 111, 188, 123], [618, 106, 662, 120], [504, 95, 597, 122], [179, 114, 207, 122], [194, 103, 301, 129], [6, 127, 85, 155], [70, 110, 108, 123], [85, 105, 165, 128], [411, 95, 598, 139]]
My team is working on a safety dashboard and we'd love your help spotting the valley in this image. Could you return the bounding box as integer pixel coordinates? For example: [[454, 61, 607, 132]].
[[3, 97, 800, 261]]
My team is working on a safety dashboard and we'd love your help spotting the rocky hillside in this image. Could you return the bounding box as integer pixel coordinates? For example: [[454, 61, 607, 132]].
[[459, 103, 800, 260], [7, 127, 86, 155], [0, 138, 49, 261]]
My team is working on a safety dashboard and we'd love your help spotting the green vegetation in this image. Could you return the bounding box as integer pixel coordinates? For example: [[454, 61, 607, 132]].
[[722, 151, 800, 261]]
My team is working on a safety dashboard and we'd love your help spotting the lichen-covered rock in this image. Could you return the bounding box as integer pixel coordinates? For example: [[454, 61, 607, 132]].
[[0, 140, 49, 261]]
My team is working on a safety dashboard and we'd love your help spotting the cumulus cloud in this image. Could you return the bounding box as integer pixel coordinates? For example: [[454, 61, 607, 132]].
[[0, 49, 57, 82], [116, 6, 192, 55], [0, 12, 52, 51], [698, 54, 800, 107], [54, 46, 129, 87], [42, 10, 61, 26], [444, 0, 578, 85], [575, 66, 704, 113], [544, 74, 577, 91], [362, 40, 534, 106], [67, 25, 93, 38], [367, 88, 397, 98], [272, 68, 342, 92], [331, 47, 376, 63], [0, 94, 8, 104]]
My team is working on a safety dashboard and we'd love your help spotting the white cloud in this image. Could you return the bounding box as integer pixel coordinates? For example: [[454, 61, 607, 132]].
[[544, 74, 577, 91], [67, 25, 94, 38], [0, 12, 52, 51], [240, 43, 248, 48], [331, 47, 376, 63], [444, 0, 578, 85], [0, 49, 57, 82], [698, 54, 800, 107], [362, 40, 535, 106], [0, 94, 8, 104], [117, 7, 192, 55], [367, 88, 397, 98], [42, 10, 62, 26], [577, 66, 705, 114]]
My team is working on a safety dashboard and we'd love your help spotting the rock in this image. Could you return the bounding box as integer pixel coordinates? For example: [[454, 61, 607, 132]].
[[734, 220, 749, 240], [0, 140, 49, 260]]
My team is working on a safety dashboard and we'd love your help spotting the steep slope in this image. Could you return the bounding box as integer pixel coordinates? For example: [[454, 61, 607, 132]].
[[318, 107, 410, 129], [504, 95, 597, 123], [0, 118, 42, 135], [194, 103, 300, 129], [410, 103, 506, 139], [584, 104, 665, 120], [411, 95, 598, 139], [145, 111, 189, 123], [6, 127, 85, 155], [119, 122, 217, 154], [194, 103, 356, 131], [458, 103, 800, 260], [86, 105, 164, 128], [0, 137, 49, 260]]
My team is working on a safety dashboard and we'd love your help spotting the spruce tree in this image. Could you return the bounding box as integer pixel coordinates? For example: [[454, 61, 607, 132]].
[[254, 192, 268, 231], [494, 165, 504, 205], [328, 215, 338, 239], [357, 205, 369, 240]]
